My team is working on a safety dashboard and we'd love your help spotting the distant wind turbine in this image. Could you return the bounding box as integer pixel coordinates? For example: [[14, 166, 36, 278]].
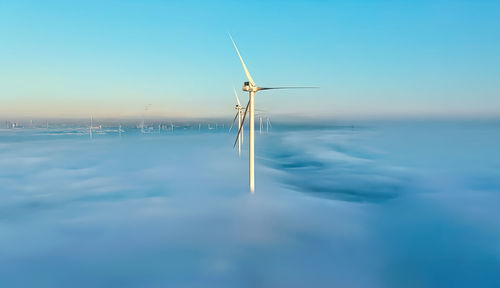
[[229, 87, 244, 157], [229, 33, 317, 192], [142, 104, 152, 134], [90, 116, 93, 140], [259, 116, 263, 135]]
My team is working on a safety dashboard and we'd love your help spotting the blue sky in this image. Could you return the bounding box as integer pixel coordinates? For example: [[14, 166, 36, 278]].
[[0, 0, 499, 118]]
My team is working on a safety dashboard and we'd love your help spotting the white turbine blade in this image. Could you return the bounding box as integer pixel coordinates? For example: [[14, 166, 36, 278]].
[[233, 87, 241, 106], [229, 111, 239, 132], [229, 33, 256, 86]]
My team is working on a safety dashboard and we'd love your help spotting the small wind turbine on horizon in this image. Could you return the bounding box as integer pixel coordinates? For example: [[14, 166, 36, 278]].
[[90, 116, 93, 140], [89, 115, 101, 139], [142, 104, 152, 134], [257, 112, 269, 134], [259, 116, 263, 135], [266, 116, 272, 133], [229, 33, 318, 192]]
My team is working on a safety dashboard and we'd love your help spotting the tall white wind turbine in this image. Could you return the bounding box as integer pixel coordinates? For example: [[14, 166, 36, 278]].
[[230, 34, 317, 192]]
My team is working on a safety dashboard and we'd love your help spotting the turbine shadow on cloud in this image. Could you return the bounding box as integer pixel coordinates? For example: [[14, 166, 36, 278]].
[[259, 129, 408, 203]]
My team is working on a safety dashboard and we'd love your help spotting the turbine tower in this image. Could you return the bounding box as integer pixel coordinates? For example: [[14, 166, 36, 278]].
[[230, 34, 316, 192]]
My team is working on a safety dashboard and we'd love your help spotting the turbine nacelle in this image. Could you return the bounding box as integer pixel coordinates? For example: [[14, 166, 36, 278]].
[[242, 81, 259, 92]]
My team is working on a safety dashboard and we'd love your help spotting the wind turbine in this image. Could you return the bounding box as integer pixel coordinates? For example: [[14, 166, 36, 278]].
[[230, 34, 317, 192], [229, 87, 244, 157], [266, 116, 272, 133], [89, 116, 93, 140], [259, 116, 263, 135], [142, 104, 152, 134]]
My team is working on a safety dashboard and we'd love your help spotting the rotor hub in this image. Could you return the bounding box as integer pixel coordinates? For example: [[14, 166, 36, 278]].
[[242, 81, 258, 92]]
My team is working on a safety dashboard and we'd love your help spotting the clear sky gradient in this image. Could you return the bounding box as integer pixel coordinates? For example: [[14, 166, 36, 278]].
[[1, 0, 499, 118]]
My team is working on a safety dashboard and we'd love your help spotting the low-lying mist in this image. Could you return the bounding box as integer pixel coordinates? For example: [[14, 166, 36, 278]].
[[0, 120, 499, 287]]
